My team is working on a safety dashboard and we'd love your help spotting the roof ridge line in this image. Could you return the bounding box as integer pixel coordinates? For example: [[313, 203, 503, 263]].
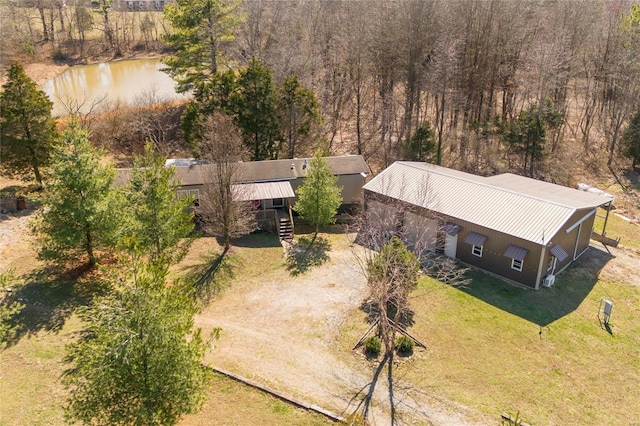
[[395, 162, 576, 210]]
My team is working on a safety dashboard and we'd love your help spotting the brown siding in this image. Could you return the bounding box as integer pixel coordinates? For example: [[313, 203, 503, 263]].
[[364, 190, 545, 288], [546, 209, 588, 274], [547, 208, 596, 273], [452, 220, 543, 289], [338, 174, 366, 205], [577, 212, 595, 256], [290, 174, 365, 206]]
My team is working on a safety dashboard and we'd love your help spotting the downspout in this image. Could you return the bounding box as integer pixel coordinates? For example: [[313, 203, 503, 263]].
[[573, 222, 582, 260], [534, 246, 547, 290]]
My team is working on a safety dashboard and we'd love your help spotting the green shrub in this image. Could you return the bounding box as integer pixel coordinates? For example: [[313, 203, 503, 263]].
[[364, 336, 381, 356], [396, 335, 414, 354]]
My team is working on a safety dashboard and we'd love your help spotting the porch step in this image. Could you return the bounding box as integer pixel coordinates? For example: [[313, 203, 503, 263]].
[[279, 217, 294, 242]]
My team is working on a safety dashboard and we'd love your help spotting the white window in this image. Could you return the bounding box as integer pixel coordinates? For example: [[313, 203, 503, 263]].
[[511, 258, 523, 271], [177, 189, 200, 206], [472, 245, 483, 257], [272, 198, 284, 208]]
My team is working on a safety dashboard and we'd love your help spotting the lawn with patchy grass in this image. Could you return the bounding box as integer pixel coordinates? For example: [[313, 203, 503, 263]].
[[0, 231, 334, 426], [340, 245, 640, 425]]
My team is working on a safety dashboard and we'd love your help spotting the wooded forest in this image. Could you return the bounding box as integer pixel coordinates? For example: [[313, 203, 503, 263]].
[[2, 0, 640, 182]]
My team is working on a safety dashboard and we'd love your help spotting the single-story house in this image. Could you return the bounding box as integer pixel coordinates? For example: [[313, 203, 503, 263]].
[[116, 155, 370, 240], [363, 161, 614, 290]]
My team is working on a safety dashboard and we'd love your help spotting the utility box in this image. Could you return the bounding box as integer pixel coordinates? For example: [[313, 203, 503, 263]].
[[16, 196, 26, 210]]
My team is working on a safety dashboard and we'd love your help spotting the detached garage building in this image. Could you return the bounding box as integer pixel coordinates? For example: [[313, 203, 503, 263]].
[[363, 162, 614, 290]]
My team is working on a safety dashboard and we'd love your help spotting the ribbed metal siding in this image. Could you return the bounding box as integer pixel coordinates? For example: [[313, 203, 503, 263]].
[[232, 181, 295, 201], [363, 162, 575, 245], [485, 173, 613, 209], [453, 219, 542, 288]]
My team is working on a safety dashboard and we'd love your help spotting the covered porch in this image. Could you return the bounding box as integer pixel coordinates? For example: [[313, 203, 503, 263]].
[[232, 181, 296, 242]]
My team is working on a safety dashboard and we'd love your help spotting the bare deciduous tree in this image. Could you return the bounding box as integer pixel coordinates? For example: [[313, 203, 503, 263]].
[[196, 114, 255, 252], [347, 174, 471, 422]]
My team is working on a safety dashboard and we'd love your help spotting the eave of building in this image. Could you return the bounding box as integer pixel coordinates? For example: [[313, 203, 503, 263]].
[[363, 162, 613, 245]]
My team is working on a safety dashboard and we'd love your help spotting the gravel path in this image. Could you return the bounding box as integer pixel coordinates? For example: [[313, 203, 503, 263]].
[[0, 211, 38, 274], [195, 242, 487, 425]]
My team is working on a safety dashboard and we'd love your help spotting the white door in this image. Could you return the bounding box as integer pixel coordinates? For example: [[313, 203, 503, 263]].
[[444, 233, 458, 258]]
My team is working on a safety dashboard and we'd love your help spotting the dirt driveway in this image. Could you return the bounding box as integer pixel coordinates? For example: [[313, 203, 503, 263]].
[[194, 235, 486, 425]]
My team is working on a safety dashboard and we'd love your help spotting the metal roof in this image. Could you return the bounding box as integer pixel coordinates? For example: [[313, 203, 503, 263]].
[[485, 173, 613, 209], [363, 162, 608, 245], [116, 155, 369, 188], [464, 232, 488, 246], [550, 244, 569, 262], [232, 181, 295, 201], [442, 222, 462, 236], [504, 244, 529, 261], [235, 155, 370, 183]]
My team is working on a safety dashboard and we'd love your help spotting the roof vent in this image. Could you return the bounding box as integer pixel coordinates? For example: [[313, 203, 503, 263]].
[[290, 163, 295, 170]]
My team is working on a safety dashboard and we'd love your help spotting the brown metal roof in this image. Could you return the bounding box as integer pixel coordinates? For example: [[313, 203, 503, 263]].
[[504, 244, 529, 261], [116, 155, 369, 188], [363, 162, 606, 245], [232, 181, 295, 201]]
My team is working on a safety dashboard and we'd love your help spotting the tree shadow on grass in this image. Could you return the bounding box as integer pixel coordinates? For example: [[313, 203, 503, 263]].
[[285, 235, 330, 276], [457, 245, 612, 327], [347, 352, 410, 425], [181, 248, 236, 303], [4, 264, 112, 347], [231, 232, 282, 248]]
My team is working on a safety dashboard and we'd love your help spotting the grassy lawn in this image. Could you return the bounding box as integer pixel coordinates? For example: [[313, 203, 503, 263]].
[[594, 209, 640, 252], [181, 374, 331, 426], [2, 316, 332, 426], [341, 248, 640, 425], [0, 231, 334, 426], [4, 220, 638, 425]]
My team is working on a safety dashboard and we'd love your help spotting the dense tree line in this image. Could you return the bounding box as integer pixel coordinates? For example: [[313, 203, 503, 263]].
[[3, 1, 640, 178], [237, 0, 640, 176], [0, 0, 169, 60], [162, 0, 640, 178]]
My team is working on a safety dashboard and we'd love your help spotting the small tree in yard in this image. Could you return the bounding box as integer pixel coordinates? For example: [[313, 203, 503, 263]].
[[366, 236, 420, 358], [64, 244, 213, 426], [0, 63, 57, 186], [33, 122, 119, 267], [621, 109, 640, 168], [124, 142, 194, 264], [293, 153, 343, 245], [196, 113, 256, 252]]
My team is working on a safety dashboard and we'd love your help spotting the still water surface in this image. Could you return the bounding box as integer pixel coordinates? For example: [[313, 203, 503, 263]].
[[42, 58, 188, 116]]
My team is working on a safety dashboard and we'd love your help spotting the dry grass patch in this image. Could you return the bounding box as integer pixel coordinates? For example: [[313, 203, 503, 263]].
[[180, 373, 332, 426], [340, 246, 640, 425]]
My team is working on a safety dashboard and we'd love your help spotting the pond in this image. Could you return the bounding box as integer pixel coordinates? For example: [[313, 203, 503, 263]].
[[42, 58, 189, 117]]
